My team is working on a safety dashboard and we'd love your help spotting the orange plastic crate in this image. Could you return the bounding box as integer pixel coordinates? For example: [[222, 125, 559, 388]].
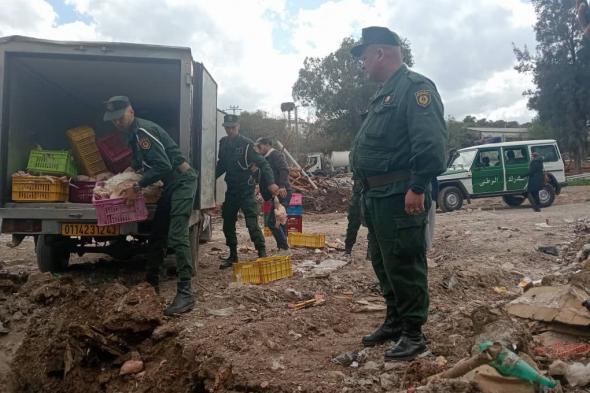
[[12, 176, 69, 202], [264, 227, 272, 237], [288, 232, 326, 248], [233, 256, 293, 284], [67, 126, 108, 176]]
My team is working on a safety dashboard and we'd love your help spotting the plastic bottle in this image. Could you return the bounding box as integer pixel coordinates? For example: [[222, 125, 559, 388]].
[[479, 341, 557, 388]]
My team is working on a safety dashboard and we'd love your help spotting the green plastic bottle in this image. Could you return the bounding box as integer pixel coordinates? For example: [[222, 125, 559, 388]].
[[479, 341, 557, 388]]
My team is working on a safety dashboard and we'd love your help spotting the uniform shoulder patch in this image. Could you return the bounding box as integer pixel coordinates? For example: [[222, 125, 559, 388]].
[[138, 137, 151, 150], [415, 89, 432, 108]]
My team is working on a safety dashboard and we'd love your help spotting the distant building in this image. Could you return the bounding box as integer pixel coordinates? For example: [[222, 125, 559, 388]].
[[467, 127, 529, 143]]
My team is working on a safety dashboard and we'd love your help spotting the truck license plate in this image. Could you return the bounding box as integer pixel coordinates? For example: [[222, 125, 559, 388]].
[[61, 223, 120, 236]]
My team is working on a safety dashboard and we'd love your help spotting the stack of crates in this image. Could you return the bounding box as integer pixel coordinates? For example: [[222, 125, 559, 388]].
[[262, 192, 304, 237], [96, 132, 133, 173], [66, 126, 108, 176], [287, 193, 303, 233]]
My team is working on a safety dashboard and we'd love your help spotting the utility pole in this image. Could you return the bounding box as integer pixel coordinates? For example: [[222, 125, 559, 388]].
[[226, 105, 242, 115]]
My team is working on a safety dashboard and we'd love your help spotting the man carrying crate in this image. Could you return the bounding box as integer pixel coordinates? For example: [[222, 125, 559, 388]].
[[103, 95, 198, 316]]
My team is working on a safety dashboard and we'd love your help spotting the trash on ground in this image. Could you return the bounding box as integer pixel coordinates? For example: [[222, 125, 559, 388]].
[[288, 293, 326, 310], [120, 360, 144, 376], [506, 285, 590, 326], [479, 341, 556, 388], [206, 307, 235, 317], [351, 297, 387, 313], [331, 349, 368, 367], [549, 360, 590, 387], [537, 245, 559, 256]]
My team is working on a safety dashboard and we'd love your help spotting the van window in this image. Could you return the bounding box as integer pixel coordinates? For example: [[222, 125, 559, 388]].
[[476, 149, 501, 167], [531, 145, 560, 162], [504, 147, 528, 165]]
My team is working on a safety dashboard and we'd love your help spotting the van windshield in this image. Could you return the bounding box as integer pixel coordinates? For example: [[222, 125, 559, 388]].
[[449, 150, 477, 170]]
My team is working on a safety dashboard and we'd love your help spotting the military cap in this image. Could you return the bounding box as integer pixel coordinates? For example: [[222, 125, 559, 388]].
[[223, 114, 240, 127], [254, 137, 272, 146], [103, 96, 131, 121], [351, 26, 402, 58]]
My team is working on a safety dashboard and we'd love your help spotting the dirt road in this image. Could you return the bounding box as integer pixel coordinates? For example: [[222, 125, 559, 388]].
[[1, 186, 589, 392]]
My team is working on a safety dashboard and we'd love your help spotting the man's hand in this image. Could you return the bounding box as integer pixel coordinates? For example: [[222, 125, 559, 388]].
[[278, 187, 288, 198], [405, 189, 425, 215], [268, 183, 279, 196], [250, 164, 259, 173]]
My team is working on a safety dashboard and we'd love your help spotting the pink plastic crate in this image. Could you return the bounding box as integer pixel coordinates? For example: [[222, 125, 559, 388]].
[[97, 133, 133, 173], [69, 181, 96, 203], [289, 193, 303, 206], [93, 195, 148, 226]]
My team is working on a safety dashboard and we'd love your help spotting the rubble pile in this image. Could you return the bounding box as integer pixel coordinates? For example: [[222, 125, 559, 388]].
[[289, 169, 353, 213]]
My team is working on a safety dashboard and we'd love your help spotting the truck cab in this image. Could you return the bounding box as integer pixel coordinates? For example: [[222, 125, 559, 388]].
[[437, 140, 566, 212], [0, 36, 218, 272]]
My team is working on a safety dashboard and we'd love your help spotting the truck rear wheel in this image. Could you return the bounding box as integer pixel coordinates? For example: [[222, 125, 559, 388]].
[[36, 235, 70, 273], [190, 224, 201, 277], [502, 195, 526, 207], [438, 186, 464, 212]]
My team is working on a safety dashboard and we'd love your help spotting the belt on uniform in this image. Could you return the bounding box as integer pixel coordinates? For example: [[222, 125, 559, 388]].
[[364, 170, 410, 190], [177, 161, 191, 173]]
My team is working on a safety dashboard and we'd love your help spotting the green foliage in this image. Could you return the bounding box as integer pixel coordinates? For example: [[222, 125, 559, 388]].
[[292, 37, 413, 150], [567, 177, 590, 186], [514, 0, 590, 169]]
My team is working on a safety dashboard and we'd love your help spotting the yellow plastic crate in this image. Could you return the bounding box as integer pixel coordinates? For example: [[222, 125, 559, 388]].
[[12, 176, 69, 202], [74, 148, 108, 176], [288, 232, 326, 248], [66, 126, 95, 143], [264, 227, 272, 237], [232, 256, 293, 284]]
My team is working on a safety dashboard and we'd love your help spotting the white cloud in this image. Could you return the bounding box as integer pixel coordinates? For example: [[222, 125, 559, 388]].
[[0, 0, 538, 122]]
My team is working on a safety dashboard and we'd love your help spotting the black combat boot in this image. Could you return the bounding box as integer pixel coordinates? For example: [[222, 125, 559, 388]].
[[384, 322, 427, 361], [362, 305, 402, 347], [219, 247, 238, 269], [257, 248, 267, 258], [146, 272, 160, 294], [163, 279, 195, 316]]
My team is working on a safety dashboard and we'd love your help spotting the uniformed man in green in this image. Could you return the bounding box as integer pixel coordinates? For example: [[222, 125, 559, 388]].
[[350, 27, 448, 361], [103, 96, 198, 316], [216, 114, 278, 269]]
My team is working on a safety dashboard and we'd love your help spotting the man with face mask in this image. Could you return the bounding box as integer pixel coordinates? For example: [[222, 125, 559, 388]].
[[103, 95, 198, 316], [350, 27, 448, 361]]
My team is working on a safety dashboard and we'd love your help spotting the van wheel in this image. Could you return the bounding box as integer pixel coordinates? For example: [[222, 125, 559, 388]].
[[533, 184, 556, 208], [502, 195, 526, 207], [189, 224, 201, 277], [438, 186, 463, 212], [36, 235, 70, 273]]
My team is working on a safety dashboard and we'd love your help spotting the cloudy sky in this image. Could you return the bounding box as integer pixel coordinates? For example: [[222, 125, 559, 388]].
[[0, 0, 538, 122]]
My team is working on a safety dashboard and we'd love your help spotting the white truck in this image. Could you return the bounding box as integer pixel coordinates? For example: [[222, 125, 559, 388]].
[[306, 151, 350, 175], [0, 36, 218, 272]]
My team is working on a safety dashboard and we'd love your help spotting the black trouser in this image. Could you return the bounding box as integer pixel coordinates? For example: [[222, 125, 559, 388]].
[[529, 189, 541, 210]]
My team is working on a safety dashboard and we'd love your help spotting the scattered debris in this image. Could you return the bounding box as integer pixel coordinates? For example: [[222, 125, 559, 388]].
[[206, 307, 235, 317], [288, 293, 326, 310], [331, 349, 368, 367], [549, 360, 590, 387], [0, 320, 9, 335], [120, 360, 144, 376], [537, 245, 559, 256], [506, 285, 590, 326]]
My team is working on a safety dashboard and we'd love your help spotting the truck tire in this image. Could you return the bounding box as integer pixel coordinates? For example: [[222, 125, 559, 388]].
[[438, 186, 464, 212], [190, 224, 201, 277], [502, 195, 526, 207], [36, 235, 70, 273], [533, 184, 556, 208]]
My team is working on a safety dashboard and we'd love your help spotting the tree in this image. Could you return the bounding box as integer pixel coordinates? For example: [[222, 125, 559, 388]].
[[514, 0, 590, 169], [292, 37, 413, 150], [238, 110, 288, 143]]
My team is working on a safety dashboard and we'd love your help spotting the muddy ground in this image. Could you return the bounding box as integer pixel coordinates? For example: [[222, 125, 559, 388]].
[[1, 186, 590, 392]]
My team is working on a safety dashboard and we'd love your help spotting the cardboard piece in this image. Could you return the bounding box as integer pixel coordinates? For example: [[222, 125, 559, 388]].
[[506, 285, 590, 327]]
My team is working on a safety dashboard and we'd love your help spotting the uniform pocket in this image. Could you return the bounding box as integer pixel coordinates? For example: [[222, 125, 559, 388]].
[[393, 216, 427, 256], [364, 101, 397, 140]]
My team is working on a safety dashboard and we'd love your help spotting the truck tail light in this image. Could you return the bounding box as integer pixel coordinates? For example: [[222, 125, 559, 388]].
[[1, 219, 42, 233]]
